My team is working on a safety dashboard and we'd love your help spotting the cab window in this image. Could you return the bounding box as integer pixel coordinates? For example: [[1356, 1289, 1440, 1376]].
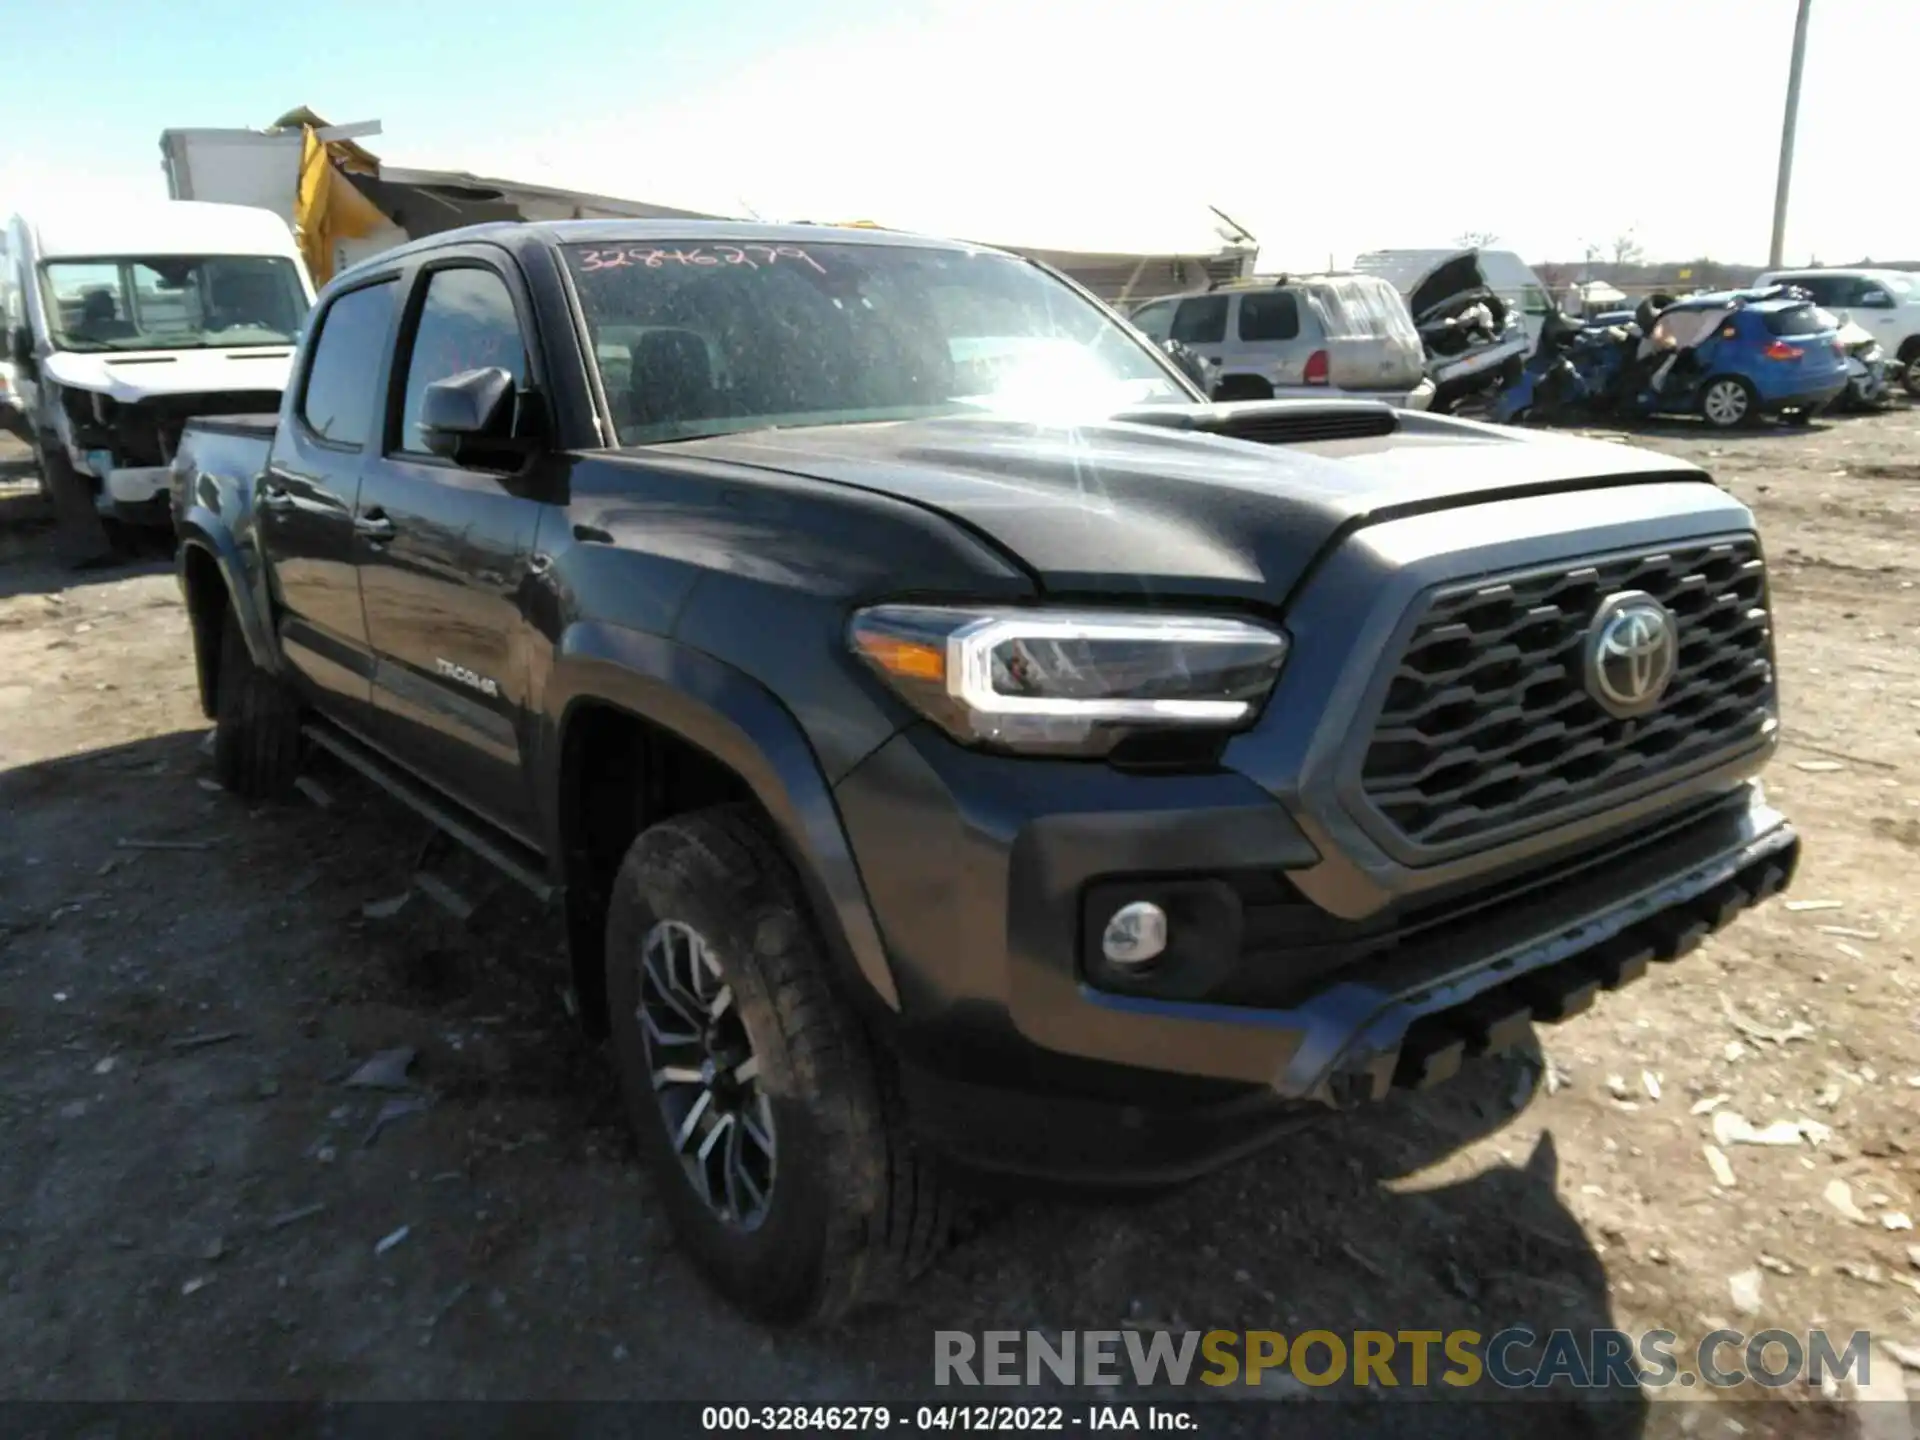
[[299, 280, 397, 447]]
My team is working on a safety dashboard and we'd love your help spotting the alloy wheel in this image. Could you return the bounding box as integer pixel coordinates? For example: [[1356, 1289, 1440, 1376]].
[[637, 919, 777, 1229], [1702, 380, 1749, 427]]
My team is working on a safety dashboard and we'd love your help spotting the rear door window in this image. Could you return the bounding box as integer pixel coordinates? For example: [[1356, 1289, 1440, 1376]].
[[1169, 295, 1228, 345], [299, 280, 397, 447], [1236, 291, 1300, 342]]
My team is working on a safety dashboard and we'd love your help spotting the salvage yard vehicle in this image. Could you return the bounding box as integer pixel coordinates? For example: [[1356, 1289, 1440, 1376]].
[[1126, 273, 1435, 410], [6, 202, 314, 538], [1753, 265, 1920, 399], [170, 219, 1799, 1325], [1353, 248, 1551, 415]]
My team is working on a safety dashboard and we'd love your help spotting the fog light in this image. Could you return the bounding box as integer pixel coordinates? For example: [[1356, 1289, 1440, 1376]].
[[1101, 901, 1168, 968]]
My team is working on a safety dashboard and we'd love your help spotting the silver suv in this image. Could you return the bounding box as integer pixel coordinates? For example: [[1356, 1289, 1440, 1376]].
[[1127, 274, 1434, 410]]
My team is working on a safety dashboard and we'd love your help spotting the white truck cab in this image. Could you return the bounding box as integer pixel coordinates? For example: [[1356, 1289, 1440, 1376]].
[[5, 201, 315, 526]]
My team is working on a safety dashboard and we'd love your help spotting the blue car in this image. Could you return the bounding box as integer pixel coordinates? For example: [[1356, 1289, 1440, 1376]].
[[1630, 290, 1851, 428]]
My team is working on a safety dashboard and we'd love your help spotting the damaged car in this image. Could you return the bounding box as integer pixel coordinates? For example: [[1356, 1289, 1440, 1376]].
[[6, 202, 314, 547], [1354, 248, 1544, 416]]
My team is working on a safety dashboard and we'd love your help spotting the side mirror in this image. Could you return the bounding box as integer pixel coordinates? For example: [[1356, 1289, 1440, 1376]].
[[418, 367, 536, 468]]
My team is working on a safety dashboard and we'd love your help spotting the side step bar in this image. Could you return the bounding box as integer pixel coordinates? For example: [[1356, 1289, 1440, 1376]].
[[300, 722, 556, 903]]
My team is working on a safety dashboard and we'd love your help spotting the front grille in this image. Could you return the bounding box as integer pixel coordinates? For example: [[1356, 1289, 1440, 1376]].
[[1359, 537, 1775, 851]]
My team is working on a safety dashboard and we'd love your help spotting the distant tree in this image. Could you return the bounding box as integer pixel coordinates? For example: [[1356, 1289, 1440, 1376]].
[[1455, 230, 1500, 249], [1611, 231, 1647, 267]]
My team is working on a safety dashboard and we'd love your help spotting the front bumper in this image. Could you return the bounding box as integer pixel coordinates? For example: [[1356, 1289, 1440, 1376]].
[[842, 719, 1794, 1182]]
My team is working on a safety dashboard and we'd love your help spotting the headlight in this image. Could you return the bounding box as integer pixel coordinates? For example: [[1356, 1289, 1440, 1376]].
[[849, 605, 1288, 757]]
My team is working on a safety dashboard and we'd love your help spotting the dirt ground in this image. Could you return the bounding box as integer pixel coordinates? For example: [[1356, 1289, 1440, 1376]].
[[0, 411, 1915, 1439]]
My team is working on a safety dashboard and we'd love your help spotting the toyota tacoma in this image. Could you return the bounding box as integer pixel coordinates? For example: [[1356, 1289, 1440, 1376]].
[[168, 221, 1797, 1324]]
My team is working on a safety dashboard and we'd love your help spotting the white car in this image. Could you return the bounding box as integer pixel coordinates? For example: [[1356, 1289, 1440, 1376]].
[[6, 201, 316, 530], [1753, 267, 1920, 397]]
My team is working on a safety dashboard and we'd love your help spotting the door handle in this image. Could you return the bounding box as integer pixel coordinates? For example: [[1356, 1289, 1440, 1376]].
[[257, 477, 293, 510], [355, 510, 396, 543]]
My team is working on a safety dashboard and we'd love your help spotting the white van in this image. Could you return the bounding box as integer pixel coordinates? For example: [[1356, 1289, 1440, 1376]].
[[6, 201, 315, 528]]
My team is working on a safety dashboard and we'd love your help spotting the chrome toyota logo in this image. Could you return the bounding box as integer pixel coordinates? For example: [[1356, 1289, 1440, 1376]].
[[1585, 591, 1679, 717]]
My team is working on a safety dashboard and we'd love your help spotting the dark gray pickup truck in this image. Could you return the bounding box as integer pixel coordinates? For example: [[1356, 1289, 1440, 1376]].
[[169, 220, 1798, 1324]]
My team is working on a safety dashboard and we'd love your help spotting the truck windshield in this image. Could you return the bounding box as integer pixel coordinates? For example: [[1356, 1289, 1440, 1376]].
[[564, 240, 1189, 445], [39, 255, 309, 352]]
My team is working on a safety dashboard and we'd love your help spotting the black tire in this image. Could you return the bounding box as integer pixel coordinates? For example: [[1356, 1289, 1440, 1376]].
[[605, 804, 956, 1324], [1901, 343, 1920, 399], [1211, 374, 1274, 403], [37, 436, 115, 567], [211, 609, 302, 799]]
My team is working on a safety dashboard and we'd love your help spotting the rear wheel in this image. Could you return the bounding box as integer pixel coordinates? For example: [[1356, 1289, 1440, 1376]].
[[1900, 340, 1920, 399], [212, 609, 303, 799], [1699, 376, 1757, 429], [605, 804, 957, 1324], [36, 435, 115, 567]]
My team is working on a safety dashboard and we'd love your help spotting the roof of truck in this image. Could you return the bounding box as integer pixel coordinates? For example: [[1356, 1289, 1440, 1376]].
[[337, 218, 1008, 280], [17, 201, 302, 261]]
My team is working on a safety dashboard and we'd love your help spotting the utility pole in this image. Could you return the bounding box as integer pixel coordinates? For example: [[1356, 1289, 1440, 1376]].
[[1768, 0, 1813, 268]]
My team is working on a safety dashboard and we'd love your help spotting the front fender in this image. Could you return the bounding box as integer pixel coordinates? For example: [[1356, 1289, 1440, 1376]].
[[543, 620, 901, 1013]]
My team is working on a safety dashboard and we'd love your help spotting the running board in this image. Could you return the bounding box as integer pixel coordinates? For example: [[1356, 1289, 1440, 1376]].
[[300, 722, 556, 903]]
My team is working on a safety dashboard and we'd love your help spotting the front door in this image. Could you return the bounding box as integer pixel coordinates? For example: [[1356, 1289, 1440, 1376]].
[[355, 257, 550, 843], [258, 276, 399, 722]]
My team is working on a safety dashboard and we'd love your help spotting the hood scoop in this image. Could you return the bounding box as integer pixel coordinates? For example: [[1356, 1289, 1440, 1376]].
[[1111, 399, 1400, 446]]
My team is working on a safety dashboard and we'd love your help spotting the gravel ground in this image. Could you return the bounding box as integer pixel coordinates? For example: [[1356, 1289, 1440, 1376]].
[[0, 411, 1915, 1439]]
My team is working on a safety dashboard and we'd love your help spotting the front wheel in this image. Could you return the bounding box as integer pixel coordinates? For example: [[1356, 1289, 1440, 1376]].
[[604, 805, 957, 1324], [1699, 376, 1758, 429], [1903, 356, 1920, 399]]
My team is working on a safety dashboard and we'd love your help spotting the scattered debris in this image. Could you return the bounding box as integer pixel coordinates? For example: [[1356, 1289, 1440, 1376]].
[[1691, 1093, 1730, 1116], [1711, 1111, 1830, 1147], [1839, 1261, 1883, 1285], [363, 1096, 432, 1149], [167, 1030, 244, 1053], [93, 1056, 116, 1076], [1883, 1212, 1913, 1232], [1720, 996, 1816, 1046], [1816, 926, 1879, 941], [1641, 1070, 1662, 1101], [1834, 942, 1866, 961], [1908, 1245, 1920, 1270], [1543, 1060, 1571, 1096], [1825, 1179, 1871, 1224], [196, 778, 224, 794], [199, 1236, 227, 1263], [1442, 1260, 1480, 1302], [1606, 1074, 1630, 1100], [1813, 1081, 1843, 1109], [361, 892, 413, 921], [344, 1047, 417, 1091], [1791, 760, 1845, 774], [374, 1225, 411, 1256], [1728, 1268, 1763, 1316], [412, 872, 475, 921], [1703, 1146, 1737, 1188], [266, 1203, 327, 1232], [1757, 1254, 1795, 1276], [292, 777, 333, 810], [180, 1276, 211, 1297], [1783, 900, 1844, 913], [115, 837, 215, 853], [1723, 1040, 1748, 1063], [1338, 1241, 1390, 1280], [197, 731, 216, 758]]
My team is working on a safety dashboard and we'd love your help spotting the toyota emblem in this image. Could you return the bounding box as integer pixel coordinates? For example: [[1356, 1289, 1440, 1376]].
[[1585, 591, 1679, 718]]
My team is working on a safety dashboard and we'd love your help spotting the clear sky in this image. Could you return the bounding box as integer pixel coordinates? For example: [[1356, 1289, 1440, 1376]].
[[2, 0, 1914, 267]]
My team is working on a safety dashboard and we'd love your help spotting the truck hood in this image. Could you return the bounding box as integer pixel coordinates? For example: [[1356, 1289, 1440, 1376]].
[[42, 347, 295, 403], [658, 407, 1708, 602]]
